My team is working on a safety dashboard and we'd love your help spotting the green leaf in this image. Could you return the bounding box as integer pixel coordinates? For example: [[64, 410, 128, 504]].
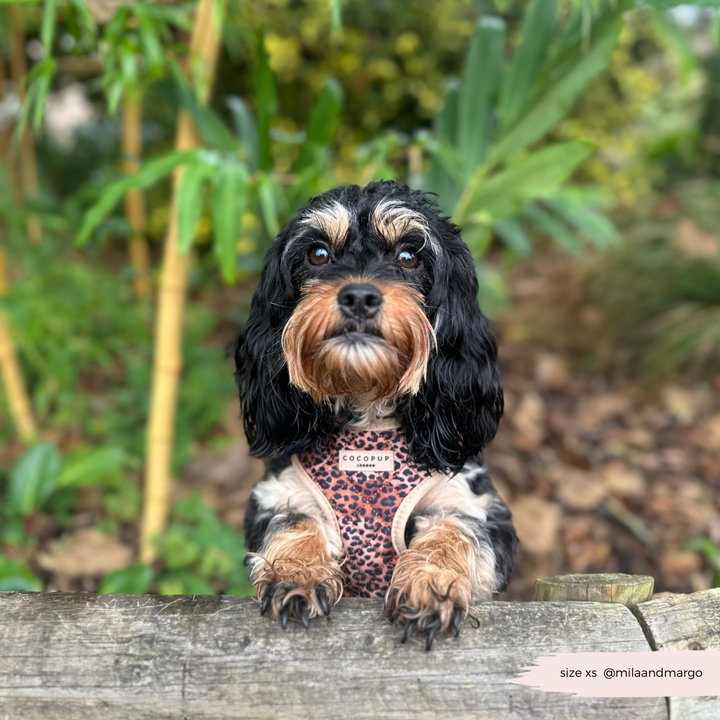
[[255, 30, 278, 172], [55, 446, 125, 489], [120, 48, 139, 92], [435, 78, 461, 146], [425, 80, 463, 207], [649, 11, 698, 83], [499, 0, 557, 129], [331, 0, 343, 33], [466, 224, 494, 258], [489, 17, 621, 164], [66, 0, 97, 38], [523, 203, 582, 254], [294, 78, 343, 171], [457, 17, 506, 171], [257, 175, 280, 238], [545, 195, 620, 248], [6, 443, 62, 517], [176, 159, 214, 253], [226, 96, 260, 170], [456, 141, 594, 223], [41, 0, 58, 54], [424, 139, 467, 188], [106, 79, 124, 116], [551, 0, 626, 64], [476, 261, 510, 317], [212, 163, 248, 284], [134, 6, 164, 73], [177, 85, 240, 153], [494, 217, 532, 255], [31, 59, 56, 132], [76, 150, 195, 246], [103, 5, 130, 45], [307, 77, 344, 145], [13, 58, 56, 140], [99, 564, 153, 595], [0, 557, 42, 592]]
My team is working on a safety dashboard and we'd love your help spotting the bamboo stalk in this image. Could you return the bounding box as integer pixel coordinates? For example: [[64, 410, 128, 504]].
[[121, 91, 152, 300], [0, 61, 22, 209], [0, 47, 38, 442], [7, 5, 42, 244], [140, 0, 225, 563], [0, 248, 38, 442]]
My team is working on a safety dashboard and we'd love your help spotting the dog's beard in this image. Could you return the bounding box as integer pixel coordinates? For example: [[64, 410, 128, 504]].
[[282, 279, 435, 403]]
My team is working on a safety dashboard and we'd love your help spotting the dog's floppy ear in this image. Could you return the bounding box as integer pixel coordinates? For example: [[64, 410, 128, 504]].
[[233, 238, 333, 458], [401, 244, 503, 472]]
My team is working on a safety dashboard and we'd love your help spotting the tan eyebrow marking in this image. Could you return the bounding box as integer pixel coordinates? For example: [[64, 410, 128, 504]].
[[301, 201, 352, 247], [372, 197, 437, 252]]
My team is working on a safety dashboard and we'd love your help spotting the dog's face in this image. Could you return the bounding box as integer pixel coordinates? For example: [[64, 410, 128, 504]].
[[281, 195, 437, 403], [234, 181, 503, 471]]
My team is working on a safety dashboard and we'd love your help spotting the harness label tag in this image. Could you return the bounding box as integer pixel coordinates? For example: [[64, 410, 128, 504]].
[[338, 449, 395, 472]]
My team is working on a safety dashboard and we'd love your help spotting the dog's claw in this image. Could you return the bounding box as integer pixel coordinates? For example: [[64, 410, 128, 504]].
[[316, 587, 330, 616], [257, 578, 340, 628], [426, 623, 439, 651], [386, 596, 469, 649], [401, 618, 417, 644], [260, 586, 275, 616], [454, 607, 463, 637]]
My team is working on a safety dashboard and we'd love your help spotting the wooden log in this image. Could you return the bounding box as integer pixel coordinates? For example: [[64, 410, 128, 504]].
[[634, 588, 720, 720], [535, 573, 654, 607], [0, 592, 666, 720]]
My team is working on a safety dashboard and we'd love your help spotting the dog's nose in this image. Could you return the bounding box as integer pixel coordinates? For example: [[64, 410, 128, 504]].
[[337, 283, 383, 319]]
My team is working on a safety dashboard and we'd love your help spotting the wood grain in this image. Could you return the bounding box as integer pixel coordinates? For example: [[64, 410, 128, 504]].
[[635, 588, 720, 720], [0, 592, 666, 720], [535, 573, 654, 606]]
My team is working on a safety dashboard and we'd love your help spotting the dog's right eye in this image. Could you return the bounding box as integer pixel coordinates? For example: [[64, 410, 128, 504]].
[[308, 246, 330, 266]]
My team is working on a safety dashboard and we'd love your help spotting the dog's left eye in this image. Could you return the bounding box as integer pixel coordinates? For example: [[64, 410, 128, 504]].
[[397, 250, 419, 269], [308, 246, 330, 266]]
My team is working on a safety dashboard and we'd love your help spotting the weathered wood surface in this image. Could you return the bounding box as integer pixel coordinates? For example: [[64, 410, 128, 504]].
[[634, 588, 720, 720], [0, 592, 666, 720], [535, 573, 654, 606]]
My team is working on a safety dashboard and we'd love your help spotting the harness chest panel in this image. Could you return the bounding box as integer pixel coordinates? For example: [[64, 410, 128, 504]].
[[296, 427, 431, 598]]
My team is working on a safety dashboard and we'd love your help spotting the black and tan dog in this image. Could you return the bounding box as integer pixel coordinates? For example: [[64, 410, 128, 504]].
[[234, 180, 517, 649]]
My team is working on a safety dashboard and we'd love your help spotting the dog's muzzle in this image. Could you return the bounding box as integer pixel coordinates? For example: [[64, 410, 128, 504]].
[[337, 283, 383, 322]]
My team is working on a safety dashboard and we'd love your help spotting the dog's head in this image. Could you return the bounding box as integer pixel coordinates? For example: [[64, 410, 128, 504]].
[[234, 180, 502, 471]]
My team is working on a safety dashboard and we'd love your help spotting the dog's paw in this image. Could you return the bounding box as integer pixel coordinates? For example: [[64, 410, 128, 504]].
[[384, 567, 472, 650], [254, 567, 343, 629]]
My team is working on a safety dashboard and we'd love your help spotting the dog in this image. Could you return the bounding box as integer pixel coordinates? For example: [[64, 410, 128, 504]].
[[234, 180, 517, 649]]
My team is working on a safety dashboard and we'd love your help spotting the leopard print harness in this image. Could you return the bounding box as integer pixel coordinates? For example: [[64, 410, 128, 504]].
[[293, 422, 443, 598]]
